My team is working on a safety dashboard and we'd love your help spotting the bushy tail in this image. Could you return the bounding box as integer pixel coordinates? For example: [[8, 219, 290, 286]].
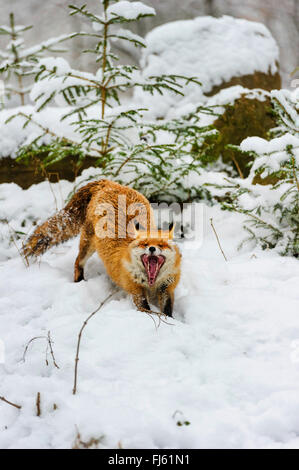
[[23, 181, 101, 258]]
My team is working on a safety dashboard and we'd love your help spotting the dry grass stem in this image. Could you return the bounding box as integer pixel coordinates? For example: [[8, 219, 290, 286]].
[[36, 392, 41, 417], [0, 395, 22, 410], [210, 217, 228, 261]]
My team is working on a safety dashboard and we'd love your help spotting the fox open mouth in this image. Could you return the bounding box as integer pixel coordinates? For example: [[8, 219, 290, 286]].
[[141, 254, 165, 286]]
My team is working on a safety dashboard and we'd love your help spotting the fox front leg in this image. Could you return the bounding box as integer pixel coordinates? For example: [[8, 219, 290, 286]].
[[158, 283, 174, 317], [132, 291, 150, 312]]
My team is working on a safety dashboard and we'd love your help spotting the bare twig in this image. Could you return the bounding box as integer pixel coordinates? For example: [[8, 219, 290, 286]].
[[231, 154, 244, 179], [142, 308, 174, 329], [0, 395, 22, 410], [46, 331, 60, 369], [36, 392, 41, 417], [22, 331, 60, 369], [3, 220, 29, 268], [73, 291, 116, 395], [210, 218, 228, 261], [45, 172, 65, 209], [34, 156, 58, 212], [22, 335, 46, 362], [72, 289, 174, 394], [72, 429, 104, 449]]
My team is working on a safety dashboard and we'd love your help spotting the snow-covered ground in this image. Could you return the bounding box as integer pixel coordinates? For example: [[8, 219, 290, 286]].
[[1, 174, 299, 449]]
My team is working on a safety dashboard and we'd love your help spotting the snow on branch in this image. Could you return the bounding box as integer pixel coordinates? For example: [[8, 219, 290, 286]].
[[106, 1, 155, 21]]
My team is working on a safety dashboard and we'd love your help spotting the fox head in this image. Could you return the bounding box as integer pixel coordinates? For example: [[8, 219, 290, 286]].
[[126, 222, 181, 288]]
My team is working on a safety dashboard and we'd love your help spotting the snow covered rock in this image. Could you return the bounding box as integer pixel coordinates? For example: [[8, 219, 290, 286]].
[[135, 15, 281, 119]]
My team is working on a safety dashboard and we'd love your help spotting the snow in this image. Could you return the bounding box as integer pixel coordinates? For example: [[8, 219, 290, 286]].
[[240, 133, 299, 176], [241, 134, 299, 155], [106, 2, 155, 21], [29, 58, 102, 109], [36, 57, 71, 75], [110, 28, 146, 48], [0, 106, 74, 158], [17, 34, 75, 61], [1, 175, 299, 448], [208, 86, 269, 106], [134, 15, 279, 118], [0, 34, 75, 70], [271, 88, 299, 135]]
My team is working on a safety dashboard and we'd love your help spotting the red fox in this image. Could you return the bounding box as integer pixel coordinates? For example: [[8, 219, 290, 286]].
[[23, 179, 181, 317]]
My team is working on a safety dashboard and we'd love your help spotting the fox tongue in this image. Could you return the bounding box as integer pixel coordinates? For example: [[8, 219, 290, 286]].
[[141, 255, 165, 286], [148, 257, 158, 284]]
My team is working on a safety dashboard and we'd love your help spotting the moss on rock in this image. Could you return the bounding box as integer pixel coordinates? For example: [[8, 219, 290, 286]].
[[206, 70, 281, 97], [0, 155, 98, 189], [212, 95, 277, 177]]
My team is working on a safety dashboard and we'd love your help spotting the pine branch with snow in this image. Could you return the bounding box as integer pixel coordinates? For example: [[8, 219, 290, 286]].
[[270, 89, 299, 137], [219, 90, 299, 256]]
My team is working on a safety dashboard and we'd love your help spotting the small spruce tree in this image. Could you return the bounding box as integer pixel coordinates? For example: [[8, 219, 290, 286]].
[[8, 0, 220, 202], [219, 89, 299, 256]]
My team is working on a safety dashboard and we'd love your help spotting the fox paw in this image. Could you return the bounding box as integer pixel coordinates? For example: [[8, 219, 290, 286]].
[[74, 266, 85, 282]]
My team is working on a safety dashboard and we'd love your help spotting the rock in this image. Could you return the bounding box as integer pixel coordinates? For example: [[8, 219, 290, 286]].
[[135, 15, 281, 119], [212, 94, 277, 177], [0, 155, 98, 189], [206, 70, 281, 97]]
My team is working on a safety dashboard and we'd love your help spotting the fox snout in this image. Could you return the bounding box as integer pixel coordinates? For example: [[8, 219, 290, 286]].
[[144, 245, 162, 256]]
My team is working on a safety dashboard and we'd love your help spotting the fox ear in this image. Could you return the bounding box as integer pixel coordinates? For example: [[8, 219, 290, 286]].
[[168, 221, 175, 239]]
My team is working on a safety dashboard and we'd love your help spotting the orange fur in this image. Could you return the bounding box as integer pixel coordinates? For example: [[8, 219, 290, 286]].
[[24, 179, 181, 316]]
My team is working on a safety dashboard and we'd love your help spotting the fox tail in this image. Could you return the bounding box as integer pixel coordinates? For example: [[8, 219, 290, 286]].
[[23, 181, 100, 258]]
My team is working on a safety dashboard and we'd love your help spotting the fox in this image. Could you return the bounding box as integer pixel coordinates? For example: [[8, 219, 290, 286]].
[[23, 179, 181, 317]]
